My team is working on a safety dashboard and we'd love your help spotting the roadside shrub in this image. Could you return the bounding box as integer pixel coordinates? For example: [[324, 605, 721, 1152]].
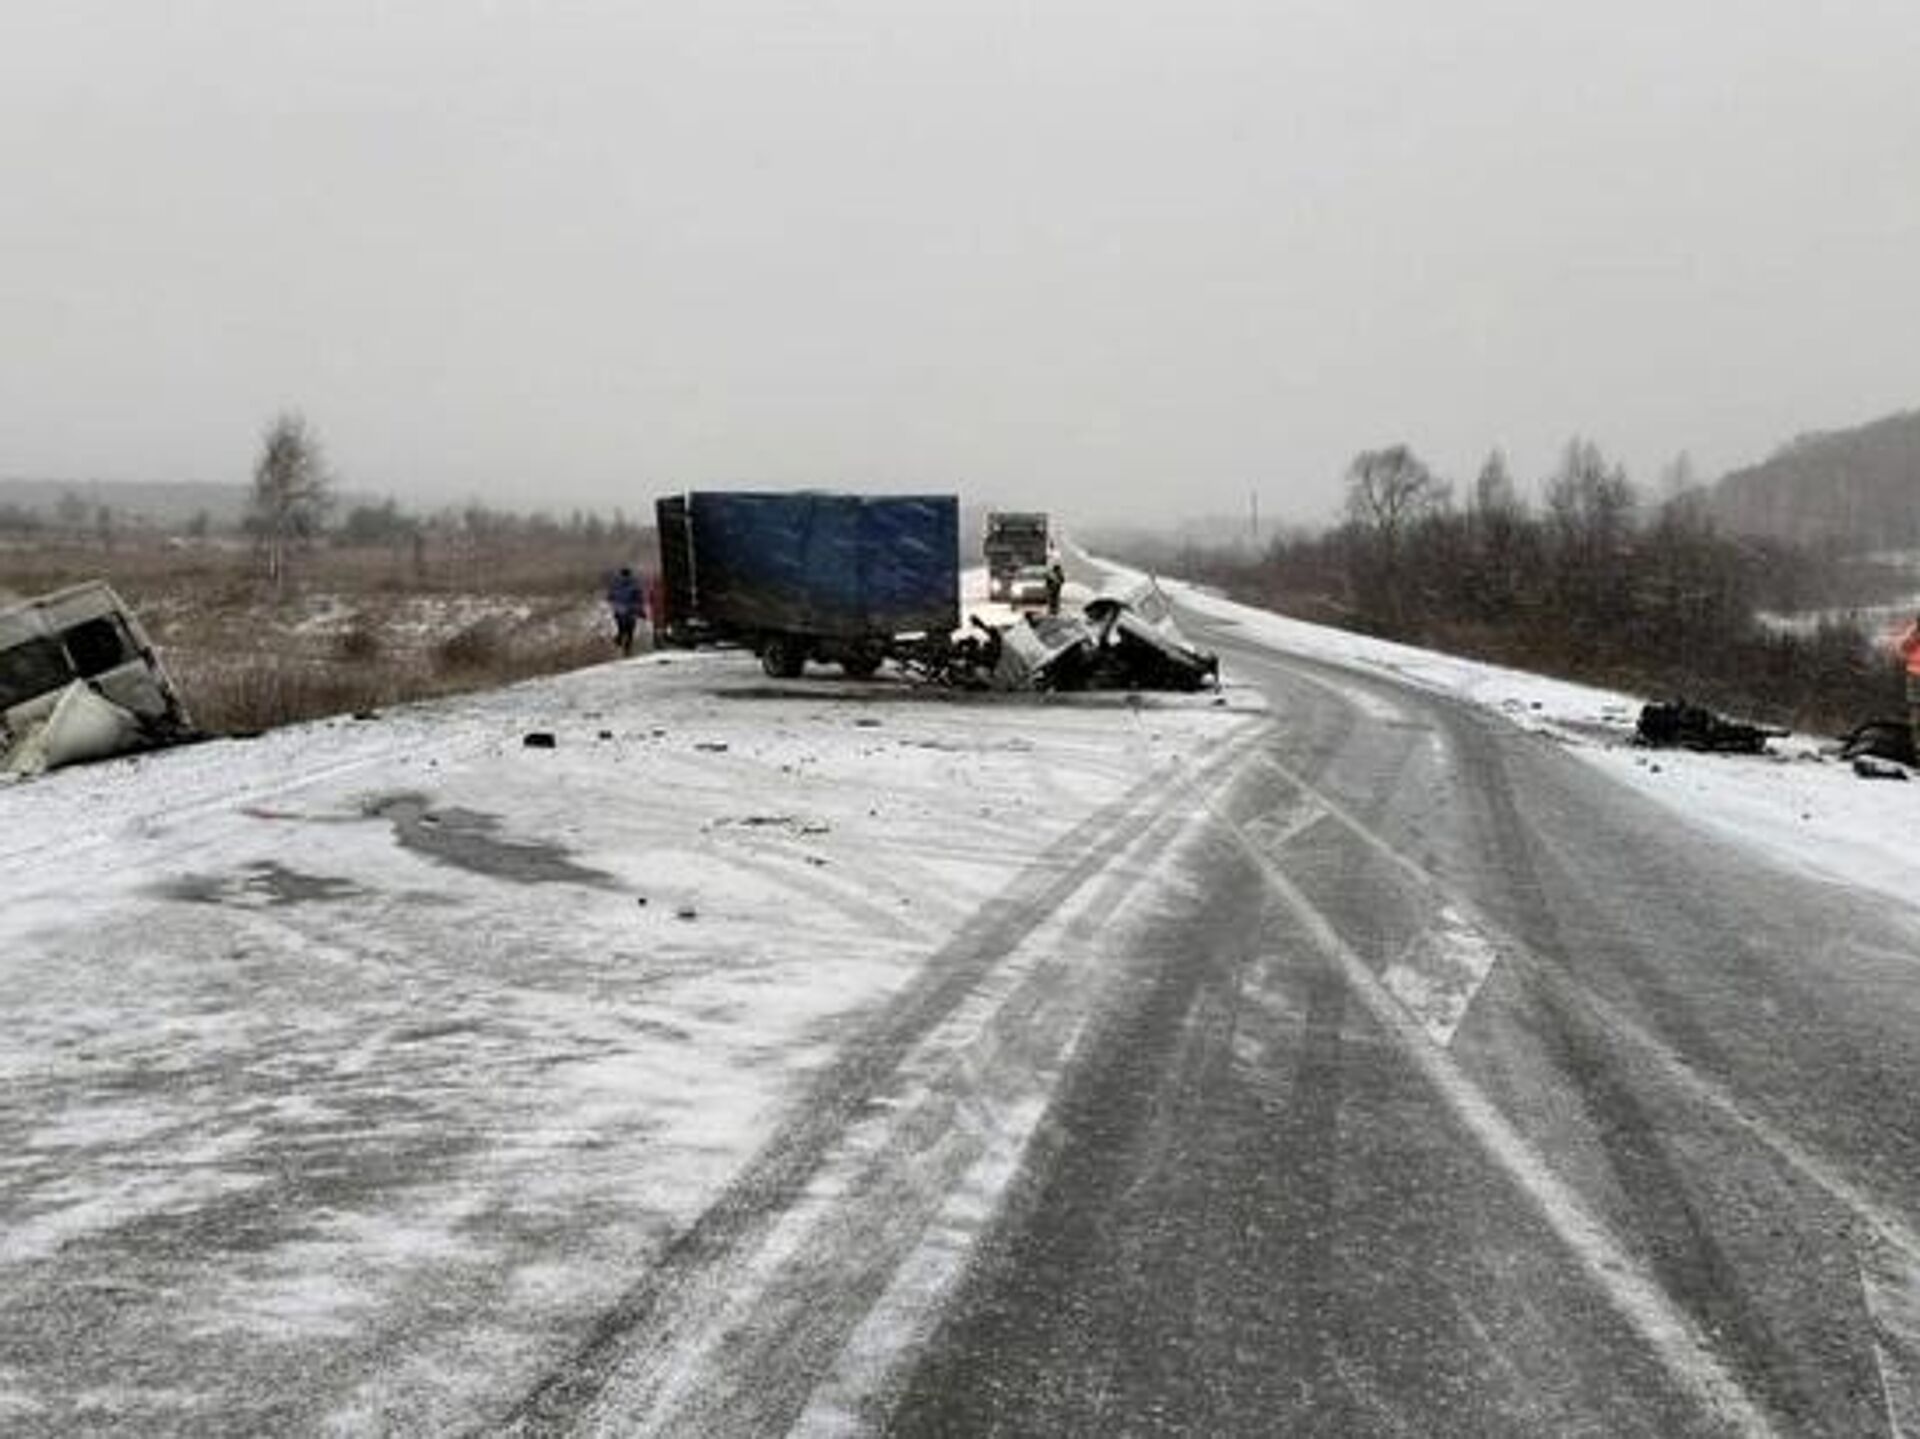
[[331, 620, 385, 663], [434, 619, 506, 673], [176, 659, 396, 735]]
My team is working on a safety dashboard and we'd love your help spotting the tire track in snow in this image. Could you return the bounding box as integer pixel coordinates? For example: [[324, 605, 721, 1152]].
[[1203, 634, 1920, 1433], [482, 719, 1270, 1435], [1241, 694, 1920, 1431], [589, 800, 1206, 1437]]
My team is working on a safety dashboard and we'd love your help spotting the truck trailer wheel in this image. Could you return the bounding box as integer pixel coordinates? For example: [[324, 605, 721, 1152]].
[[761, 636, 807, 679]]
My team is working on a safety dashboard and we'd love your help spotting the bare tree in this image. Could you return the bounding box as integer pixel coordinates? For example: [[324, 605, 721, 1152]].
[[1472, 448, 1519, 518], [1658, 449, 1698, 502], [1344, 444, 1446, 624], [1346, 444, 1445, 540], [1467, 448, 1530, 620], [249, 412, 333, 596], [1543, 436, 1636, 637]]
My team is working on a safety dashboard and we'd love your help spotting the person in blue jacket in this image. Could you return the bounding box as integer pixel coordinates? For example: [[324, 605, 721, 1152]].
[[607, 565, 645, 655]]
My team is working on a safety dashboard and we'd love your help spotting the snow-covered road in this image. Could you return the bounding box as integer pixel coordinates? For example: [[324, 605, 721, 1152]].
[[0, 646, 1258, 1433], [9, 567, 1920, 1436]]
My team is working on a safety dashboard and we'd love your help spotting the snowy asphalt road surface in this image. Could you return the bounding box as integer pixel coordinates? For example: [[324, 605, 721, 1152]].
[[7, 586, 1920, 1435], [891, 616, 1920, 1437]]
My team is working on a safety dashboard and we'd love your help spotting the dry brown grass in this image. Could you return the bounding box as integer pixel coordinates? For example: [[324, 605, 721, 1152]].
[[1, 531, 651, 735]]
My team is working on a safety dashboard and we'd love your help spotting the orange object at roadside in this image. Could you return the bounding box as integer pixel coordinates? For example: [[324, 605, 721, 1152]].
[[1898, 618, 1920, 675]]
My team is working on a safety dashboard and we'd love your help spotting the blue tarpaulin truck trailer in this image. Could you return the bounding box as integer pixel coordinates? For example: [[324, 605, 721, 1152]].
[[655, 491, 962, 678]]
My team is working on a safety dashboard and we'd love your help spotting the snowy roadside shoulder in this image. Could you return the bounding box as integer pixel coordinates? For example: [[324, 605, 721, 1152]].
[[1081, 550, 1920, 916], [0, 643, 1265, 1434]]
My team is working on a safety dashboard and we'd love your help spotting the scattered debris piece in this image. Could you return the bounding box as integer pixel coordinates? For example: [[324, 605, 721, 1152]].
[[1852, 757, 1909, 781], [598, 729, 614, 740], [352, 709, 379, 721], [854, 717, 882, 728], [523, 732, 557, 749], [675, 904, 698, 920], [1, 581, 194, 777], [710, 814, 833, 838], [694, 741, 730, 753], [1838, 719, 1915, 767], [1635, 700, 1778, 754]]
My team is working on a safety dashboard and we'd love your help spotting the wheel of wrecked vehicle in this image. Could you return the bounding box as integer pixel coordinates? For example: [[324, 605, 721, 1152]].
[[761, 636, 806, 679], [840, 649, 883, 679]]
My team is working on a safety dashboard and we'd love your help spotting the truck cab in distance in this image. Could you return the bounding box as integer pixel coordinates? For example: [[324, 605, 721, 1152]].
[[984, 511, 1049, 602]]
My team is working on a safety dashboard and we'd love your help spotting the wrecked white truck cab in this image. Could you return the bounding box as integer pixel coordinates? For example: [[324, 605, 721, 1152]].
[[0, 581, 193, 777]]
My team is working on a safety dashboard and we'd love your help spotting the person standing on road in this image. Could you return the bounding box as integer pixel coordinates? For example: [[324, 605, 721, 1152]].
[[607, 565, 645, 656], [1044, 561, 1065, 616], [1900, 613, 1920, 757]]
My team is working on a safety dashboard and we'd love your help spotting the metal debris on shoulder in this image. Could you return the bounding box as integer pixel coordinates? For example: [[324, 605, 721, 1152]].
[[0, 581, 194, 778], [1838, 718, 1915, 768], [1633, 699, 1780, 755]]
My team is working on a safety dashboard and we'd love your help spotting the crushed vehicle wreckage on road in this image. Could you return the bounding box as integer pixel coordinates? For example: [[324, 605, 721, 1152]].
[[654, 489, 1219, 693], [986, 582, 1219, 693], [0, 582, 195, 778]]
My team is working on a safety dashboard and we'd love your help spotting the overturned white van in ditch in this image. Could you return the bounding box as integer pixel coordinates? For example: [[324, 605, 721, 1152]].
[[0, 582, 194, 776]]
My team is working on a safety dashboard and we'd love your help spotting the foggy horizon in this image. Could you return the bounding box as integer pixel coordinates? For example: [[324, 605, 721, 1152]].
[[5, 1, 1918, 531]]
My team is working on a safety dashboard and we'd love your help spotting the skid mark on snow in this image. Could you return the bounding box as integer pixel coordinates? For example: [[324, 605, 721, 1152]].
[[575, 772, 1235, 1436], [157, 860, 365, 909], [489, 721, 1271, 1435]]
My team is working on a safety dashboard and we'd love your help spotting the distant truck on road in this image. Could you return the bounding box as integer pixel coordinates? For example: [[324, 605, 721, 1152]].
[[655, 491, 960, 678], [984, 511, 1050, 602]]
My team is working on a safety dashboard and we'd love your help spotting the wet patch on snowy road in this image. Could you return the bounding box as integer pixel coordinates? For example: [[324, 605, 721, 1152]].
[[157, 861, 365, 909], [362, 792, 614, 887]]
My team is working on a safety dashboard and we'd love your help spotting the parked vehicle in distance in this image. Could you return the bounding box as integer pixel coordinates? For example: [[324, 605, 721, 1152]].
[[984, 511, 1049, 600], [655, 491, 961, 678]]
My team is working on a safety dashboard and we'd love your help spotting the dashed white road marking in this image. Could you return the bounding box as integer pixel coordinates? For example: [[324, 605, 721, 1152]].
[[1247, 729, 1920, 1432], [1193, 780, 1779, 1438], [1381, 905, 1501, 1047]]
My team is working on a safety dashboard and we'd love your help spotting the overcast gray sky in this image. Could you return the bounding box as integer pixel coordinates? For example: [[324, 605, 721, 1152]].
[[4, 1, 1918, 527]]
